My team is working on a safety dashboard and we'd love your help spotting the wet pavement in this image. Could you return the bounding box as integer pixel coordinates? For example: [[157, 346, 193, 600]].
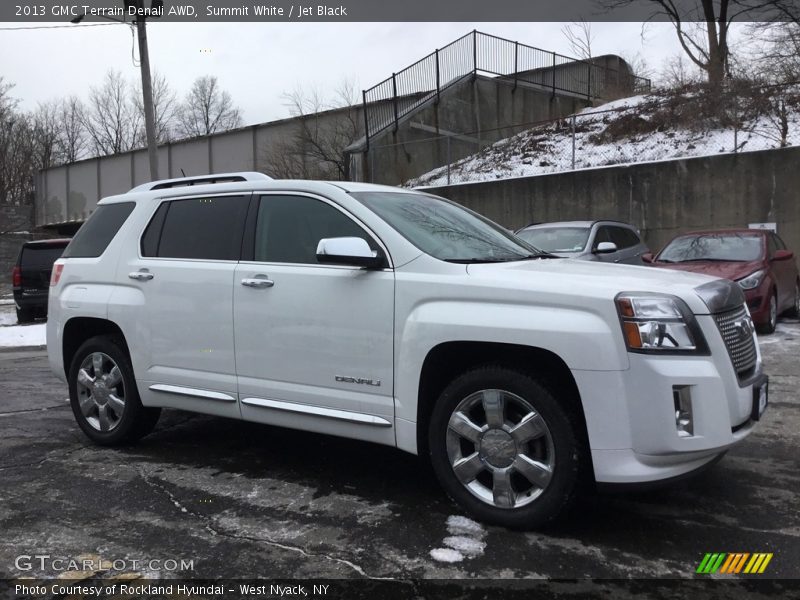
[[1, 311, 798, 584]]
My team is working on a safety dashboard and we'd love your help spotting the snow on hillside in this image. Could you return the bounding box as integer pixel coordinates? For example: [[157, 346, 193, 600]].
[[407, 86, 800, 188]]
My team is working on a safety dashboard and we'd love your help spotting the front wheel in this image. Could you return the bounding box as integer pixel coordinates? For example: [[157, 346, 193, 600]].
[[428, 366, 585, 529], [68, 336, 161, 445], [757, 293, 777, 334]]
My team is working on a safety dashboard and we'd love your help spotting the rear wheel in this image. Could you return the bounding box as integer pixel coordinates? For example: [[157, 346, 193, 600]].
[[428, 366, 584, 529], [68, 336, 160, 445], [788, 281, 800, 318], [16, 307, 34, 324], [757, 293, 777, 334]]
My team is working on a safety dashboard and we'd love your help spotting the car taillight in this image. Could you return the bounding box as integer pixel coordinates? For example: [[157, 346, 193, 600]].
[[50, 263, 64, 286], [12, 265, 21, 287]]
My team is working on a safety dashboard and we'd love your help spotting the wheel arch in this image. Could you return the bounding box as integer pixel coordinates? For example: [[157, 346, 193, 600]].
[[416, 341, 592, 469], [62, 317, 129, 378]]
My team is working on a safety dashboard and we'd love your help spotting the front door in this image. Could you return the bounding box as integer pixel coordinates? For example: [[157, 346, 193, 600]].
[[233, 194, 395, 444]]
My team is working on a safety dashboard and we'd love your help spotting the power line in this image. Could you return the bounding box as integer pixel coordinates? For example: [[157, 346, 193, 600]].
[[0, 22, 125, 31]]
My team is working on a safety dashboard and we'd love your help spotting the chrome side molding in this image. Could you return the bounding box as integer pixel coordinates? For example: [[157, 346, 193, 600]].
[[149, 384, 236, 402], [241, 397, 392, 427]]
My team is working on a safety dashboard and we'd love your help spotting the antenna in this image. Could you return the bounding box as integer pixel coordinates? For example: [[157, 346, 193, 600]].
[[180, 168, 186, 177]]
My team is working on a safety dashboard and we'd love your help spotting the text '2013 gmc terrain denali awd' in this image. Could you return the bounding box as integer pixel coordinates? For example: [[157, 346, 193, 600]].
[[47, 172, 768, 528]]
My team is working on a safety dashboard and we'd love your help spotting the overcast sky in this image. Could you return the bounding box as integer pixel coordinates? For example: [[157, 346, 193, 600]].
[[0, 22, 743, 125]]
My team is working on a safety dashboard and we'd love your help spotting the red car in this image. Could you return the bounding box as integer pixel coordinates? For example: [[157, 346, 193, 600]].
[[645, 229, 800, 333]]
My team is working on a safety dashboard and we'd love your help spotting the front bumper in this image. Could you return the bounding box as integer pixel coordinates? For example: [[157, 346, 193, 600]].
[[574, 314, 765, 484]]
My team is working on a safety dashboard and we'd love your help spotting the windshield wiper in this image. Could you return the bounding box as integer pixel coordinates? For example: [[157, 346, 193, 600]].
[[445, 252, 560, 264], [678, 258, 738, 262]]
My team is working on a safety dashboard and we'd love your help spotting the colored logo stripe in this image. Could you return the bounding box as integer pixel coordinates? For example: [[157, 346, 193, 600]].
[[697, 553, 773, 574]]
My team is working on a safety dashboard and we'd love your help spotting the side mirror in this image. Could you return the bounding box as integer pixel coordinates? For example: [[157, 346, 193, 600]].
[[316, 237, 385, 269], [773, 249, 794, 261], [594, 241, 617, 254], [641, 252, 654, 263]]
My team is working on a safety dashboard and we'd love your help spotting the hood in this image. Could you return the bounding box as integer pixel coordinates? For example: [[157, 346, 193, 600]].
[[652, 260, 762, 283], [466, 258, 723, 315]]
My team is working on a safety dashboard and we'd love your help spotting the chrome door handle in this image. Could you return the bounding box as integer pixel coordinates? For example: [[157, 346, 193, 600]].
[[241, 277, 274, 288], [129, 271, 154, 281]]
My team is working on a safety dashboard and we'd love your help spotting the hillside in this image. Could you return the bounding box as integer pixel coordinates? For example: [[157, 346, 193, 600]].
[[406, 84, 800, 188]]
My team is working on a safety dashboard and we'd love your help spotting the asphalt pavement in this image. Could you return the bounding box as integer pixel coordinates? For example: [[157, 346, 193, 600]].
[[1, 314, 798, 588]]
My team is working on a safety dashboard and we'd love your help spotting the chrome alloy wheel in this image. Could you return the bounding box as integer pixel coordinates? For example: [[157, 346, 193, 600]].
[[75, 352, 126, 432], [446, 389, 555, 509]]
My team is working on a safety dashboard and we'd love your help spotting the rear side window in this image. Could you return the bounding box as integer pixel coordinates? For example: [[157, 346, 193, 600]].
[[63, 203, 135, 258], [610, 227, 640, 249], [147, 196, 249, 260], [20, 245, 67, 270]]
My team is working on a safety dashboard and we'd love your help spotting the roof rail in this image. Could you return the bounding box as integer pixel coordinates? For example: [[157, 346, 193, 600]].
[[129, 172, 272, 193]]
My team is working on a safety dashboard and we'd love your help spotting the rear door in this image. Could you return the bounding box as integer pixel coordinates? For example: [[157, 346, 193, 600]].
[[232, 193, 395, 444], [608, 226, 646, 264], [114, 193, 250, 419]]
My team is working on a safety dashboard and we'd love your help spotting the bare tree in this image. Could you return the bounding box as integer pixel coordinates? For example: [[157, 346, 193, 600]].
[[57, 96, 87, 164], [0, 81, 36, 207], [261, 80, 361, 181], [658, 54, 703, 88], [603, 1, 800, 88], [176, 76, 242, 138], [83, 70, 142, 156], [134, 72, 178, 143], [746, 22, 800, 83], [562, 19, 595, 61], [31, 101, 63, 169]]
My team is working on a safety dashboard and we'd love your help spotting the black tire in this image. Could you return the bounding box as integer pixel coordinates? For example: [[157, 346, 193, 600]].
[[68, 335, 160, 445], [757, 292, 777, 335], [428, 365, 585, 530], [787, 280, 800, 318], [16, 307, 34, 324]]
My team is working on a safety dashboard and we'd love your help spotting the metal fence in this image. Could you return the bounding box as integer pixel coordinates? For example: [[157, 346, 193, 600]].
[[362, 30, 652, 149], [383, 82, 800, 187]]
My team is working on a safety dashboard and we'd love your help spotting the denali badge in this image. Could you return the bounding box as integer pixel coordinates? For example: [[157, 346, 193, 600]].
[[335, 375, 381, 387]]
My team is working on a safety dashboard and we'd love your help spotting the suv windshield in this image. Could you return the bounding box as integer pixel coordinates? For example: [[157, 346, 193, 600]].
[[658, 233, 763, 263], [517, 227, 590, 253], [352, 191, 543, 262]]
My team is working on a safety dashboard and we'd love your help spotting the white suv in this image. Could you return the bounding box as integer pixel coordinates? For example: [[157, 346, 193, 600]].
[[47, 172, 768, 528]]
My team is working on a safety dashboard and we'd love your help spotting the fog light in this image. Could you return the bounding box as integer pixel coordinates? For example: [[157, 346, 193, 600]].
[[673, 385, 693, 437]]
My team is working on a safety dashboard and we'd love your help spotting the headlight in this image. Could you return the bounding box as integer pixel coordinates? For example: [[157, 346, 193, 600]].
[[737, 269, 765, 290], [615, 293, 708, 354]]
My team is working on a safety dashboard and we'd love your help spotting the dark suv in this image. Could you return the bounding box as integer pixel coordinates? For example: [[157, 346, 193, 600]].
[[12, 239, 70, 323]]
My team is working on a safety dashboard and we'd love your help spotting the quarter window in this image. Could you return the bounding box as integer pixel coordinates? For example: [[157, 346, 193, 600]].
[[254, 195, 375, 264], [63, 202, 135, 258], [146, 196, 249, 260]]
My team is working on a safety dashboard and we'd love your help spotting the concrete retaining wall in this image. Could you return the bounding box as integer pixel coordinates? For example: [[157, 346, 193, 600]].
[[424, 146, 800, 255]]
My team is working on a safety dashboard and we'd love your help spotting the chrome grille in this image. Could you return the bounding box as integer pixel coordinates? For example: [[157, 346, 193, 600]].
[[713, 305, 758, 378]]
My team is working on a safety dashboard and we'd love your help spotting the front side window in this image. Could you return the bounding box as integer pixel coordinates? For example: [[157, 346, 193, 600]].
[[63, 202, 135, 258], [610, 227, 640, 250], [517, 226, 590, 253], [658, 234, 764, 263], [353, 191, 542, 262], [254, 195, 376, 264], [147, 195, 249, 260]]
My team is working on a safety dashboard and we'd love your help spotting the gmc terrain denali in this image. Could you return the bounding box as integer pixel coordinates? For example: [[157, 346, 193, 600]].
[[47, 172, 768, 528]]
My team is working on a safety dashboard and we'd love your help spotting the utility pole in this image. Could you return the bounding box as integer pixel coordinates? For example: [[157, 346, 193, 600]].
[[134, 0, 159, 180], [71, 1, 161, 181]]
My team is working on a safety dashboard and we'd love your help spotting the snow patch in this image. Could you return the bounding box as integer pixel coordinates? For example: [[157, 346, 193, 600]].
[[429, 548, 464, 563], [0, 322, 46, 347], [443, 535, 486, 557], [407, 87, 800, 187], [430, 515, 488, 563], [445, 515, 486, 537]]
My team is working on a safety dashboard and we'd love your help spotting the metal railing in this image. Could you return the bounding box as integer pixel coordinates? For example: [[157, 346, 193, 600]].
[[362, 30, 651, 149]]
